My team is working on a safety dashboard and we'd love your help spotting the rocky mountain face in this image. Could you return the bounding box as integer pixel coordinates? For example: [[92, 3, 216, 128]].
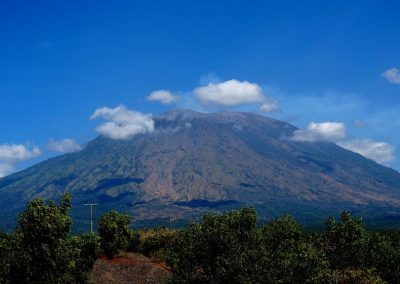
[[1, 110, 400, 230]]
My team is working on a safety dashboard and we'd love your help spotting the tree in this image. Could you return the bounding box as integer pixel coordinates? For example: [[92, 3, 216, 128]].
[[1, 193, 100, 284], [9, 193, 73, 283], [98, 211, 132, 258], [168, 207, 262, 283], [259, 215, 329, 283], [68, 233, 101, 283], [323, 211, 369, 270]]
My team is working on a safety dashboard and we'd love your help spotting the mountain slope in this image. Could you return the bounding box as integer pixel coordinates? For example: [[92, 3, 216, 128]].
[[1, 110, 400, 230]]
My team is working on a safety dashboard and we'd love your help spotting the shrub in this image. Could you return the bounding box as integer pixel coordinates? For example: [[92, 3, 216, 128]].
[[98, 211, 132, 258], [167, 207, 261, 283], [138, 227, 177, 259], [324, 211, 369, 270], [11, 193, 73, 283], [127, 229, 141, 252], [0, 193, 100, 283], [68, 233, 101, 283]]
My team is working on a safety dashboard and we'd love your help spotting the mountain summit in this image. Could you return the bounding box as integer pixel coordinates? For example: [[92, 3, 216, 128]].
[[1, 110, 400, 230]]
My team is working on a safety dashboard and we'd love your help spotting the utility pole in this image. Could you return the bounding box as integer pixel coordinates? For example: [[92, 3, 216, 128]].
[[84, 203, 98, 233]]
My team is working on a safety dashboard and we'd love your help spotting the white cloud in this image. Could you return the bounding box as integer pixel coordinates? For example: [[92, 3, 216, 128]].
[[147, 90, 179, 104], [0, 163, 14, 178], [338, 139, 395, 164], [382, 68, 400, 85], [260, 98, 278, 113], [0, 144, 41, 162], [47, 138, 82, 153], [90, 105, 154, 140], [0, 143, 41, 178], [291, 122, 346, 142], [193, 79, 278, 112]]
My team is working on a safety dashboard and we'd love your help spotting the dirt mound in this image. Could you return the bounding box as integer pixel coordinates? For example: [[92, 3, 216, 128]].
[[91, 252, 171, 284]]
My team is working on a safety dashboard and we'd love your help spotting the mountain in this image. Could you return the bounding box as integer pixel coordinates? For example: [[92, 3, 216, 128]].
[[1, 110, 400, 231]]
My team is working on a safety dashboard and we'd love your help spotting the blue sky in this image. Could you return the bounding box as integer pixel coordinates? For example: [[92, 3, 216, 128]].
[[1, 0, 400, 175]]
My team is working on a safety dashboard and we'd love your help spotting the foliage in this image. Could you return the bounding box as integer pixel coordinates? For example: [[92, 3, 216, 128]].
[[2, 199, 400, 283], [0, 193, 100, 283], [127, 229, 141, 252], [258, 215, 329, 283], [98, 210, 132, 258], [138, 227, 177, 260], [67, 233, 101, 283], [10, 193, 73, 283], [323, 211, 370, 269], [316, 268, 385, 284], [168, 207, 264, 283], [166, 208, 400, 284]]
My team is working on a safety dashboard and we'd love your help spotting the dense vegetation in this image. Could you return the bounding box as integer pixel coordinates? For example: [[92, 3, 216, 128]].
[[0, 193, 100, 283], [1, 194, 400, 283], [166, 208, 400, 283]]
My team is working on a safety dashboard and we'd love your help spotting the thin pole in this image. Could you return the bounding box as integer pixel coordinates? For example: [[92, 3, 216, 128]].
[[84, 203, 98, 233]]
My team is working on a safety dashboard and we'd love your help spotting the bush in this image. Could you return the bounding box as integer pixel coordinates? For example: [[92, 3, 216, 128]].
[[324, 211, 370, 270], [127, 229, 141, 252], [167, 207, 261, 283], [259, 215, 329, 283], [68, 233, 101, 283], [138, 227, 177, 259], [0, 193, 99, 283], [316, 268, 385, 284], [11, 193, 73, 283], [98, 211, 132, 258]]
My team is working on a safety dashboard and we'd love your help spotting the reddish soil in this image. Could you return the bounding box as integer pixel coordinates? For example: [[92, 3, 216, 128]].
[[91, 252, 171, 284]]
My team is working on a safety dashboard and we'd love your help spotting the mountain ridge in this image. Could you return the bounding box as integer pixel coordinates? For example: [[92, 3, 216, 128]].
[[1, 110, 400, 230]]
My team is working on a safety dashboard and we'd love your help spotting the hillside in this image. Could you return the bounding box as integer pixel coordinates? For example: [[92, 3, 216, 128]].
[[1, 110, 400, 230]]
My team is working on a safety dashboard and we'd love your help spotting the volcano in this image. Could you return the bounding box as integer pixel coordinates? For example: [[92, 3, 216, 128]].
[[1, 110, 400, 230]]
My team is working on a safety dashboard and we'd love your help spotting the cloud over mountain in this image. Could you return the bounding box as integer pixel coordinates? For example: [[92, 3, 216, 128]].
[[147, 90, 179, 104], [194, 79, 278, 112], [338, 139, 395, 164], [0, 143, 41, 178], [291, 122, 346, 142], [47, 138, 82, 153], [0, 163, 14, 178], [0, 144, 41, 162], [90, 105, 154, 140]]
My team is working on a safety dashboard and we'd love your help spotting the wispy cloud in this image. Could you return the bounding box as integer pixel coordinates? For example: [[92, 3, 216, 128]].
[[90, 105, 154, 140], [0, 163, 14, 178], [147, 90, 180, 104], [353, 119, 367, 128], [193, 79, 278, 112], [338, 139, 395, 164], [0, 143, 41, 178], [47, 138, 82, 153], [198, 71, 220, 85], [382, 68, 400, 85], [291, 122, 346, 142], [0, 144, 41, 162]]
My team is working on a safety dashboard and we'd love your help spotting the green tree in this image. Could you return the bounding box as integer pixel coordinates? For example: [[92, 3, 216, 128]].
[[0, 231, 11, 284], [168, 207, 262, 283], [67, 233, 101, 283], [9, 193, 73, 283], [98, 210, 132, 258], [1, 193, 100, 284], [259, 215, 329, 283], [367, 231, 400, 283], [323, 211, 370, 270]]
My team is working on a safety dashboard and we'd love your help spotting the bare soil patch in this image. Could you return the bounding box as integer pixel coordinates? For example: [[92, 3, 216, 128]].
[[91, 252, 171, 284]]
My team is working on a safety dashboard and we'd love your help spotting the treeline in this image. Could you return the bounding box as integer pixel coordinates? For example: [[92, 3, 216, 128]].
[[166, 208, 400, 283], [1, 194, 400, 283]]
